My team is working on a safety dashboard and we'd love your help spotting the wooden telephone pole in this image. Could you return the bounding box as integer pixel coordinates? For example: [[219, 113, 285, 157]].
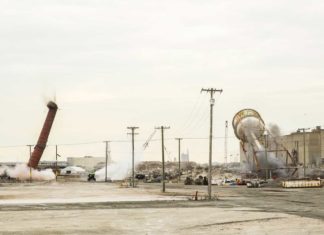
[[27, 145, 33, 182], [175, 138, 183, 182], [201, 88, 223, 200], [103, 141, 111, 182], [155, 126, 170, 192], [127, 127, 139, 187]]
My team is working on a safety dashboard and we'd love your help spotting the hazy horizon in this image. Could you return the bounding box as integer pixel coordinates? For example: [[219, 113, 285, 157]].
[[1, 0, 324, 164]]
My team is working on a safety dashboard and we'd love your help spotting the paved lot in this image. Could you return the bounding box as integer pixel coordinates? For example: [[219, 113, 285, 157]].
[[0, 182, 323, 234]]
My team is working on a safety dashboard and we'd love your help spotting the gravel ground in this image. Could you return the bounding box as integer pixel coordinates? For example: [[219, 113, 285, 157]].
[[0, 182, 323, 234]]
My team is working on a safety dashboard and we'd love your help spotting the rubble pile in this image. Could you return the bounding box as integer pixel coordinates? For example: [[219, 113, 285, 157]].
[[135, 161, 244, 185]]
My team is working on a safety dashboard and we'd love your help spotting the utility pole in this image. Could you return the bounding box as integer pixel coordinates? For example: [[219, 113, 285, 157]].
[[54, 145, 61, 181], [127, 127, 139, 188], [264, 131, 269, 180], [175, 138, 182, 182], [319, 126, 322, 165], [294, 140, 299, 163], [103, 141, 111, 182], [224, 121, 228, 165], [298, 128, 310, 178], [156, 126, 170, 192], [27, 145, 33, 182], [55, 145, 58, 181], [201, 88, 223, 200]]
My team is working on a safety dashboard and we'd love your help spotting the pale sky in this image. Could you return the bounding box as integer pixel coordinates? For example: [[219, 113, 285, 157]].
[[0, 0, 324, 164]]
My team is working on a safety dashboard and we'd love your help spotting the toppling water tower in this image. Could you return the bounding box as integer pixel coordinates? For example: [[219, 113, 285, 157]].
[[232, 109, 266, 173], [233, 109, 265, 146], [232, 109, 298, 178]]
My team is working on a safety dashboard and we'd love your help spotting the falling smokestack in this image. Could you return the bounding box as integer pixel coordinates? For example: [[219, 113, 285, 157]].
[[27, 101, 58, 169]]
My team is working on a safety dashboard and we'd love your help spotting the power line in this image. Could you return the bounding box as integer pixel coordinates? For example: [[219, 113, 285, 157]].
[[0, 135, 239, 149], [178, 95, 223, 138], [176, 95, 206, 135], [0, 136, 238, 149], [0, 145, 28, 149], [182, 107, 209, 136]]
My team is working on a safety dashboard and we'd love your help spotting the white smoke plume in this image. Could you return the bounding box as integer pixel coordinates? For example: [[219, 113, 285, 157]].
[[0, 163, 55, 181], [256, 148, 288, 177], [239, 118, 288, 177], [95, 150, 144, 181], [95, 161, 130, 181], [268, 123, 281, 137]]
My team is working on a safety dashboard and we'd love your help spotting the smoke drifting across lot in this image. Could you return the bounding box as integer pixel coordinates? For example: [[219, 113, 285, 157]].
[[239, 118, 287, 177], [0, 164, 55, 181], [95, 162, 130, 181]]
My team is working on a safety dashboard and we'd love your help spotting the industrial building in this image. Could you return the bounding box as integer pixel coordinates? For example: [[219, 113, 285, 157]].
[[235, 109, 323, 179], [239, 126, 324, 171], [67, 156, 106, 171], [279, 127, 324, 168]]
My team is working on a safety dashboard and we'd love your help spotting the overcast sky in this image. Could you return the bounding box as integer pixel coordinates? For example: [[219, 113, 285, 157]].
[[0, 0, 324, 164]]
